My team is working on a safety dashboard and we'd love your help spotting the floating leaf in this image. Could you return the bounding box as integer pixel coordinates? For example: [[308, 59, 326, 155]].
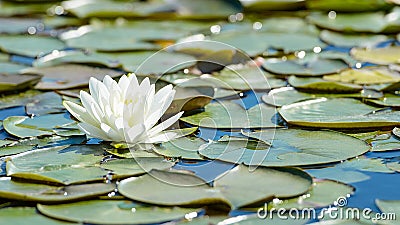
[[22, 64, 121, 90], [387, 162, 400, 172], [118, 165, 312, 209], [0, 207, 76, 225], [351, 46, 400, 65], [100, 158, 175, 178], [262, 87, 382, 107], [367, 94, 400, 107], [0, 177, 115, 203], [6, 145, 106, 185], [348, 130, 400, 152], [320, 30, 388, 48], [38, 200, 201, 225], [279, 98, 400, 128], [165, 87, 213, 117], [240, 0, 305, 11], [25, 91, 64, 116], [199, 129, 369, 167], [0, 74, 41, 93], [375, 199, 400, 223], [180, 101, 279, 129], [306, 0, 391, 12], [288, 76, 362, 92], [0, 17, 41, 34], [323, 68, 400, 85], [154, 136, 207, 160], [263, 57, 348, 76], [0, 90, 42, 109], [0, 2, 54, 17], [175, 67, 286, 91], [394, 127, 400, 138], [307, 8, 400, 33], [307, 157, 393, 183], [269, 180, 354, 210], [0, 35, 66, 57], [0, 61, 28, 74], [3, 113, 77, 138]]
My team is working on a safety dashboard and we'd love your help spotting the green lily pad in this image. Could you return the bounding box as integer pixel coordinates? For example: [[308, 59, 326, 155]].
[[0, 35, 66, 57], [0, 74, 41, 93], [0, 177, 115, 203], [211, 31, 325, 56], [199, 129, 369, 167], [180, 101, 279, 129], [375, 199, 400, 223], [165, 87, 213, 117], [263, 87, 382, 107], [38, 200, 201, 225], [306, 0, 391, 12], [118, 165, 312, 209], [0, 2, 54, 17], [175, 67, 286, 91], [320, 30, 388, 48], [307, 8, 400, 33], [100, 157, 175, 178], [154, 136, 207, 160], [394, 127, 400, 138], [0, 61, 28, 74], [307, 157, 393, 183], [278, 98, 400, 128], [21, 64, 121, 90], [323, 68, 400, 85], [387, 162, 400, 172], [0, 207, 77, 225], [270, 179, 354, 210], [3, 113, 78, 138], [350, 46, 400, 65], [367, 94, 400, 107], [288, 76, 363, 92], [0, 17, 41, 34], [104, 146, 162, 158], [25, 91, 64, 116], [0, 89, 42, 109], [263, 57, 348, 76], [240, 0, 305, 11], [6, 145, 106, 185], [348, 130, 400, 152]]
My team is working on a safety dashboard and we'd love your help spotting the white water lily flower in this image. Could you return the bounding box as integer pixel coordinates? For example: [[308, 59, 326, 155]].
[[63, 74, 184, 145]]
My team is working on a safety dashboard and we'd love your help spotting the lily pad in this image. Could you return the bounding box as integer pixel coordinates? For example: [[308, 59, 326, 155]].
[[240, 0, 305, 11], [394, 127, 400, 138], [367, 94, 400, 107], [38, 200, 201, 225], [0, 89, 42, 109], [199, 129, 369, 167], [100, 157, 175, 178], [21, 64, 122, 90], [288, 76, 363, 92], [350, 46, 400, 65], [387, 162, 400, 172], [0, 17, 42, 34], [118, 165, 312, 209], [263, 57, 348, 76], [0, 74, 41, 93], [270, 179, 354, 210], [175, 67, 286, 91], [0, 35, 66, 57], [0, 207, 77, 225], [25, 91, 65, 116], [3, 113, 78, 138], [307, 157, 393, 183], [375, 199, 400, 223], [323, 68, 400, 85], [278, 98, 400, 128], [348, 130, 400, 152], [320, 30, 388, 48], [306, 0, 391, 12], [180, 101, 279, 129], [154, 136, 207, 160], [0, 177, 115, 203], [307, 8, 400, 33], [6, 145, 106, 185], [0, 61, 28, 74]]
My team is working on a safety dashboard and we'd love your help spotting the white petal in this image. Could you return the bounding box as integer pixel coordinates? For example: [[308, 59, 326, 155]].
[[100, 123, 123, 142], [78, 123, 111, 141], [126, 124, 146, 143], [63, 101, 98, 126], [88, 77, 100, 102], [147, 111, 184, 137], [142, 130, 180, 144], [80, 91, 102, 123], [118, 75, 130, 95]]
